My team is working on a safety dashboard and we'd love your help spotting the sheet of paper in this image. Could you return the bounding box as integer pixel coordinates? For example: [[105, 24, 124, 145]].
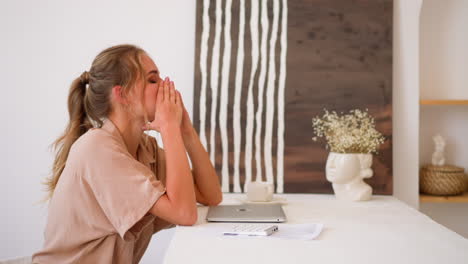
[[270, 223, 323, 240]]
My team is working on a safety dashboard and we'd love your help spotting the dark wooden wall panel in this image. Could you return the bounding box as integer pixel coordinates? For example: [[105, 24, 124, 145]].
[[193, 0, 393, 194]]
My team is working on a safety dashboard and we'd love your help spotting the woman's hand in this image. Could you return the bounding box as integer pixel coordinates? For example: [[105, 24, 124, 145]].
[[143, 77, 182, 133], [178, 90, 196, 137]]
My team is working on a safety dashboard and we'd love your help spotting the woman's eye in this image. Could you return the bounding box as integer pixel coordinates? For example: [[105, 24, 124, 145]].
[[149, 79, 158, 84]]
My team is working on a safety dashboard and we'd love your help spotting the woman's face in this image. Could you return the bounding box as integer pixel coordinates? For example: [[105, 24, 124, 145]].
[[136, 55, 162, 122]]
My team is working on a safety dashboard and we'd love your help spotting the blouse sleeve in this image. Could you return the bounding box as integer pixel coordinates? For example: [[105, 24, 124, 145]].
[[84, 136, 166, 240]]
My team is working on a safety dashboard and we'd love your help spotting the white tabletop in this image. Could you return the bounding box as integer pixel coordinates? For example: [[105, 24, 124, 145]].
[[163, 194, 468, 264]]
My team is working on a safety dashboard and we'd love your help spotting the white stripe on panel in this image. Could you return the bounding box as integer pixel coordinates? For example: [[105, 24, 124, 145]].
[[209, 0, 223, 166], [219, 0, 232, 193], [276, 0, 288, 193], [233, 0, 245, 193], [254, 0, 270, 182], [244, 0, 260, 189], [199, 0, 210, 150], [264, 0, 280, 185]]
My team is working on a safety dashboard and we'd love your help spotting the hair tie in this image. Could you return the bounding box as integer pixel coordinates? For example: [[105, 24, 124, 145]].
[[79, 71, 90, 85]]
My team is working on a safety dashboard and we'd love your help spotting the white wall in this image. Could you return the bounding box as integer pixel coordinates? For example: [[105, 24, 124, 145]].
[[420, 0, 468, 100], [0, 0, 194, 262], [419, 0, 468, 239], [0, 0, 426, 261], [392, 0, 422, 209]]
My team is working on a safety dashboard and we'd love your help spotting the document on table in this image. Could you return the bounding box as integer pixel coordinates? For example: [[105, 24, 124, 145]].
[[191, 223, 324, 241], [271, 223, 323, 240]]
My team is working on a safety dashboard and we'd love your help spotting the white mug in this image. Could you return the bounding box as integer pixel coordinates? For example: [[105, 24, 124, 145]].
[[246, 181, 274, 202]]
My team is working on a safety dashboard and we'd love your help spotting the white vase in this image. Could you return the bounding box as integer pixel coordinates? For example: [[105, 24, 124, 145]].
[[325, 152, 374, 201]]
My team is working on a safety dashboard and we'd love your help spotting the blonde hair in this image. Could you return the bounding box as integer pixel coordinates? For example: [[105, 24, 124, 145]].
[[44, 44, 148, 200]]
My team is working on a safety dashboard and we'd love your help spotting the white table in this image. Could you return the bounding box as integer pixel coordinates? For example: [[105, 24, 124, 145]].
[[163, 194, 468, 264]]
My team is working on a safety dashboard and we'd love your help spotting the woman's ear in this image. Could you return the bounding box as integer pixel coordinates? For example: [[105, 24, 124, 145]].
[[112, 85, 128, 105]]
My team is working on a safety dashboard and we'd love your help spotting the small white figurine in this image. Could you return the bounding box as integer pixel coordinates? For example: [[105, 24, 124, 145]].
[[432, 134, 446, 166]]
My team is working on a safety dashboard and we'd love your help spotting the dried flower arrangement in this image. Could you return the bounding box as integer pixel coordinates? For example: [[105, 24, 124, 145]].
[[312, 109, 385, 154]]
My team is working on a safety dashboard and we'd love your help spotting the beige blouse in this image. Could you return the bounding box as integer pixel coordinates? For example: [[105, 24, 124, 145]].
[[32, 119, 174, 264]]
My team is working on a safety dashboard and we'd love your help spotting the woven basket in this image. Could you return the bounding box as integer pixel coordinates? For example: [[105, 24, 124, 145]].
[[420, 165, 466, 196], [466, 173, 468, 191]]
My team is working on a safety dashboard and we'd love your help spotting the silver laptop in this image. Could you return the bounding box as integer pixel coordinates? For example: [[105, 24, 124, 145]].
[[206, 204, 287, 223]]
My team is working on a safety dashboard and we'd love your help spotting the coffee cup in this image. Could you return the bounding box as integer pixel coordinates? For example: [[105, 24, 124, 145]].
[[246, 181, 274, 202]]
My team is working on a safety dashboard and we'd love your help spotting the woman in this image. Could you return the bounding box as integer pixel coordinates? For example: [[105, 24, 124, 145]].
[[32, 44, 222, 263]]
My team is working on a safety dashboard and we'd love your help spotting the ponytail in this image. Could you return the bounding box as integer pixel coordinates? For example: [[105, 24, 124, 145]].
[[44, 71, 93, 199]]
